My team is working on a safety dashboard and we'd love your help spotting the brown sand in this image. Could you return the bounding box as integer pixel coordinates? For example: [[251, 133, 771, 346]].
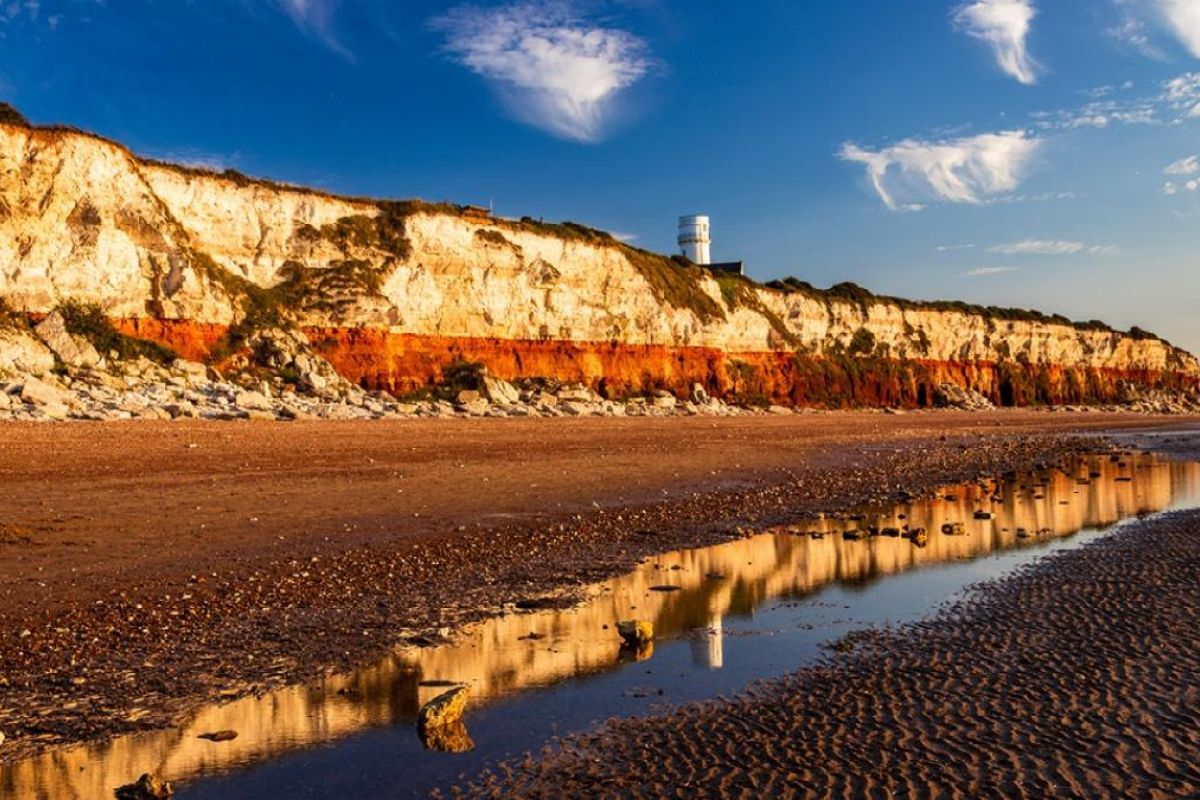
[[459, 507, 1200, 799], [0, 411, 1196, 764]]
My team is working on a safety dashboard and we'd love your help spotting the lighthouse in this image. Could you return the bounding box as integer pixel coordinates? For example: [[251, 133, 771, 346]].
[[677, 214, 744, 275], [678, 215, 711, 265]]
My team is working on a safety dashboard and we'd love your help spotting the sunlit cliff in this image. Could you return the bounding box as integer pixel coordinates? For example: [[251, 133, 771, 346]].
[[0, 108, 1195, 406]]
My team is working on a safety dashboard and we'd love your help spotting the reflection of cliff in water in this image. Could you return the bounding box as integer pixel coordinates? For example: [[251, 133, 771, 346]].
[[6, 453, 1198, 800]]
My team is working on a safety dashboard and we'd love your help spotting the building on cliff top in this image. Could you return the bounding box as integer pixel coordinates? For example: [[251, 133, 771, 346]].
[[678, 214, 744, 275]]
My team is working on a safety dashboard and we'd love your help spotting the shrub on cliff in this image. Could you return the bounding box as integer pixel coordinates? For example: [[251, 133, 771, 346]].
[[848, 327, 876, 357], [56, 300, 176, 364], [436, 360, 487, 399], [0, 296, 29, 330], [0, 103, 29, 127]]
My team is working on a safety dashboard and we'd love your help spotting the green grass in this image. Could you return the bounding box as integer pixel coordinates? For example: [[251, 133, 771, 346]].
[[622, 248, 725, 323], [714, 273, 800, 346], [56, 299, 177, 364]]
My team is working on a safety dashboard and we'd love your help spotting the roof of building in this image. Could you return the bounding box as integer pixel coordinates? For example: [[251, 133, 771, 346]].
[[707, 261, 744, 274]]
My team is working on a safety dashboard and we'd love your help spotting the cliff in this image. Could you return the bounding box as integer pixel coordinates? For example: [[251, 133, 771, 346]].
[[0, 107, 1196, 407]]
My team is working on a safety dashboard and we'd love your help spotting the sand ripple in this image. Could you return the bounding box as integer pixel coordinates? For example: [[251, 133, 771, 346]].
[[458, 509, 1200, 799]]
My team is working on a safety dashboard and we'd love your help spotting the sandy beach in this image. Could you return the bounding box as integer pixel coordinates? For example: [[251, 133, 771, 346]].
[[0, 410, 1191, 765], [458, 442, 1200, 798]]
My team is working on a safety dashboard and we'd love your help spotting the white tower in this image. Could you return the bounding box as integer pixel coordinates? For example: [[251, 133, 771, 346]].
[[678, 215, 711, 265]]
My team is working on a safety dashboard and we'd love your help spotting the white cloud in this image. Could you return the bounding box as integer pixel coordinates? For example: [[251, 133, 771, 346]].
[[840, 130, 1041, 211], [1163, 178, 1200, 194], [274, 0, 348, 56], [1107, 15, 1165, 58], [953, 0, 1039, 85], [1155, 0, 1200, 57], [963, 266, 1020, 276], [937, 243, 978, 252], [1164, 155, 1199, 175], [432, 1, 652, 143], [1164, 72, 1200, 118], [987, 239, 1116, 255]]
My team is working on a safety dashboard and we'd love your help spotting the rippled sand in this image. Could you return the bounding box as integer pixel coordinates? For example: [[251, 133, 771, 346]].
[[461, 508, 1200, 798]]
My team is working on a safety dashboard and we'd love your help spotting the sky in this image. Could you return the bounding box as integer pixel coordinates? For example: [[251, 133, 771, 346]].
[[1, 0, 1198, 351]]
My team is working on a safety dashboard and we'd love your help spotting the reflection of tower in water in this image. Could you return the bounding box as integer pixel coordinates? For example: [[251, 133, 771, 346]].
[[690, 613, 724, 669]]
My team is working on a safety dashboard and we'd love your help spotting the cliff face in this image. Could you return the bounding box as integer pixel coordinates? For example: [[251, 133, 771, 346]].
[[1, 118, 1196, 406]]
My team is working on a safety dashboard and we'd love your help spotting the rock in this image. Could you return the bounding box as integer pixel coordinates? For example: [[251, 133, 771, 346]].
[[163, 402, 198, 419], [417, 686, 470, 731], [232, 390, 272, 411], [690, 382, 710, 404], [973, 510, 993, 520], [198, 730, 238, 742], [114, 773, 174, 799], [171, 358, 208, 380], [905, 527, 929, 547], [481, 376, 520, 405], [557, 386, 600, 403], [941, 522, 966, 536], [0, 328, 56, 377], [457, 398, 489, 416], [558, 400, 594, 416], [933, 383, 994, 411], [34, 311, 101, 368], [19, 376, 68, 407], [652, 394, 677, 410], [768, 405, 792, 415], [419, 719, 474, 753], [455, 389, 481, 405], [616, 620, 654, 648]]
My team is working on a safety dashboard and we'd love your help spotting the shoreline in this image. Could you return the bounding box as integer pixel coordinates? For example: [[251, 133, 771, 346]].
[[458, 495, 1200, 798], [1, 412, 1197, 767]]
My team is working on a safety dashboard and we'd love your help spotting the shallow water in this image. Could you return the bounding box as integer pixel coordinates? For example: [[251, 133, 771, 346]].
[[6, 452, 1200, 800]]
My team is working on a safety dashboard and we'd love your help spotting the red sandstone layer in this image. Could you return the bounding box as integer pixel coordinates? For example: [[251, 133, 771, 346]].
[[111, 319, 1197, 408]]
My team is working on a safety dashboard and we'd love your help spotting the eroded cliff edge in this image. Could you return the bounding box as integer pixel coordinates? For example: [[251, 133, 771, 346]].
[[1, 109, 1196, 408]]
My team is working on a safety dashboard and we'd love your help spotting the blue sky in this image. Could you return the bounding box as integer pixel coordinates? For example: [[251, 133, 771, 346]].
[[1, 0, 1198, 351]]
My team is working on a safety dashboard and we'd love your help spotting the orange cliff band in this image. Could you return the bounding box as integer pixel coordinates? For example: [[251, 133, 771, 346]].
[[112, 318, 1199, 408]]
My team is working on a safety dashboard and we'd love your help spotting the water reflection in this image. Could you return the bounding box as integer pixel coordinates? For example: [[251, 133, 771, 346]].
[[5, 453, 1199, 800]]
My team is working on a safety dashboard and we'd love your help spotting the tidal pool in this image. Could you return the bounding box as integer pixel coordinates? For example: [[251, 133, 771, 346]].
[[6, 452, 1200, 799]]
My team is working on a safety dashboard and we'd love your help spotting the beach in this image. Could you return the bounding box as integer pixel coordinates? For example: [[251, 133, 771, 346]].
[[458, 433, 1200, 799]]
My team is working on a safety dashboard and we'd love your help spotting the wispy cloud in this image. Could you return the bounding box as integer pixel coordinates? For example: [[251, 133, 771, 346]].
[[840, 130, 1041, 211], [937, 243, 978, 252], [1162, 158, 1200, 194], [1164, 155, 1199, 175], [432, 1, 652, 143], [1031, 70, 1199, 130], [1155, 0, 1200, 57], [962, 266, 1020, 276], [953, 0, 1039, 85], [1107, 14, 1165, 58], [987, 239, 1117, 255], [269, 0, 349, 57], [1109, 1, 1200, 59], [141, 147, 240, 172]]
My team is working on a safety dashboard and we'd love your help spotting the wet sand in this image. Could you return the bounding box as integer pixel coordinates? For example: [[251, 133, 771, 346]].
[[0, 411, 1197, 765], [460, 490, 1200, 797]]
